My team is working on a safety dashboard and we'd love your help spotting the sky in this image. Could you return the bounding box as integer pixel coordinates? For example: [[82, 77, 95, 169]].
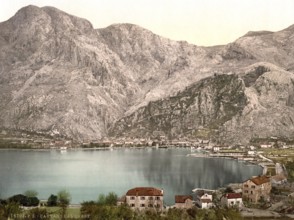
[[0, 0, 294, 46]]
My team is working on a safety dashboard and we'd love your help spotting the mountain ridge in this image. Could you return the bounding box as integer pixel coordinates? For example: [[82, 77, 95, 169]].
[[0, 5, 294, 144]]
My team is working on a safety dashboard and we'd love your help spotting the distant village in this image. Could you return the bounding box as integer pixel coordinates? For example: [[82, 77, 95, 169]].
[[1, 128, 294, 150]]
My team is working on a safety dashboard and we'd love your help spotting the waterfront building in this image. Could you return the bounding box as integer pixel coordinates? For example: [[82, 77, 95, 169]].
[[221, 193, 243, 208], [195, 190, 214, 209], [174, 195, 194, 209], [242, 175, 271, 203], [125, 187, 164, 211]]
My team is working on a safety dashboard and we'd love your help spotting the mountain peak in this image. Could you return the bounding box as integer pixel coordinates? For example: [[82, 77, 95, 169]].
[[10, 5, 45, 24], [1, 5, 294, 143], [41, 6, 93, 33], [5, 5, 93, 34]]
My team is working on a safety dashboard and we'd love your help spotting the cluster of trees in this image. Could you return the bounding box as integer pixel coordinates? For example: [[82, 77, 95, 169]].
[[80, 200, 242, 220], [0, 189, 71, 220], [1, 191, 242, 220], [1, 190, 40, 207], [79, 192, 241, 220]]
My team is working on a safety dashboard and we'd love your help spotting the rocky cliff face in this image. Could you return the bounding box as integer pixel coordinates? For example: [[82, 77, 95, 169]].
[[110, 74, 247, 141], [0, 5, 294, 143], [0, 5, 139, 139], [111, 62, 294, 144]]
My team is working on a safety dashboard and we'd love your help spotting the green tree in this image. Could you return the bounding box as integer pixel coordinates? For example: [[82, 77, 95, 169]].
[[26, 197, 40, 207], [116, 204, 134, 220], [47, 194, 58, 207], [80, 201, 97, 219], [24, 190, 38, 198], [97, 194, 106, 205], [97, 192, 118, 206], [0, 201, 21, 220], [166, 208, 189, 220], [57, 190, 71, 220], [224, 187, 234, 193], [105, 192, 118, 206], [57, 190, 71, 206], [8, 194, 28, 206]]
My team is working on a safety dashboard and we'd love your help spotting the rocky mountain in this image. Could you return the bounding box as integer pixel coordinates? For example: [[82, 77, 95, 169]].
[[0, 5, 294, 144]]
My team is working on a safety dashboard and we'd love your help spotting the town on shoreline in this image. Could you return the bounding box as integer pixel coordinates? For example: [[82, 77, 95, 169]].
[[2, 129, 294, 218]]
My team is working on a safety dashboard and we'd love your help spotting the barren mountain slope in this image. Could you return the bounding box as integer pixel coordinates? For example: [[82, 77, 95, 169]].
[[0, 5, 294, 143], [0, 5, 139, 139]]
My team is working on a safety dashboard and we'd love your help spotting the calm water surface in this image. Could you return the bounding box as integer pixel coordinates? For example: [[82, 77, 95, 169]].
[[0, 148, 262, 205]]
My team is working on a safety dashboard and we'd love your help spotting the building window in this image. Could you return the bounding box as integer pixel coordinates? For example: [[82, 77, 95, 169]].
[[140, 196, 145, 200], [251, 186, 256, 189], [148, 204, 153, 207], [250, 191, 253, 194], [140, 204, 145, 207], [244, 190, 248, 193], [130, 196, 135, 200], [156, 196, 161, 200], [244, 184, 249, 188], [148, 197, 153, 200], [155, 204, 160, 208], [130, 204, 135, 207]]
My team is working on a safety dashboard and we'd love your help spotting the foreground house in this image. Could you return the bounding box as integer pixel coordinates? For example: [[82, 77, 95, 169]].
[[125, 187, 164, 211], [174, 195, 194, 209], [221, 193, 243, 208], [195, 191, 214, 209], [242, 175, 271, 203]]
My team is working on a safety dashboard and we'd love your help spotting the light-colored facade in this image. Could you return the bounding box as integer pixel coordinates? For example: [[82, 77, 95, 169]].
[[125, 187, 164, 211], [242, 175, 271, 203], [196, 192, 213, 209], [221, 193, 243, 208], [174, 195, 194, 209]]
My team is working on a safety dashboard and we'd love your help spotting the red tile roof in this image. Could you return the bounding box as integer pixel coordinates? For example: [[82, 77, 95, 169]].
[[224, 193, 242, 199], [175, 195, 193, 203], [250, 175, 270, 185], [126, 187, 163, 196]]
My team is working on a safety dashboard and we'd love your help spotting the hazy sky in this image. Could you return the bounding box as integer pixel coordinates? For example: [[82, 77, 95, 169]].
[[1, 0, 294, 46]]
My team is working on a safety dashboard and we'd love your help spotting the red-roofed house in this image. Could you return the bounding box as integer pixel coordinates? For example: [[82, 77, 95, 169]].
[[221, 193, 243, 208], [174, 195, 193, 209], [242, 175, 271, 203], [125, 187, 164, 211]]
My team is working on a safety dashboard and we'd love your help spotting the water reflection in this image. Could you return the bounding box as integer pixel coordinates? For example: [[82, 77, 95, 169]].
[[133, 149, 261, 204], [0, 149, 262, 205]]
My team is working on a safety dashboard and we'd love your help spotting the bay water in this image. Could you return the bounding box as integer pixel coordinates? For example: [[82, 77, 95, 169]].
[[0, 148, 262, 205]]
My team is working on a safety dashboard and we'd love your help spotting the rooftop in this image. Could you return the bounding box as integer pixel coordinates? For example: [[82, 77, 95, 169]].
[[126, 187, 163, 196], [249, 175, 271, 185], [175, 195, 193, 203], [224, 193, 242, 199]]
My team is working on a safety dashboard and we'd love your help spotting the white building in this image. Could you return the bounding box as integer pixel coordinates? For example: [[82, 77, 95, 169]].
[[221, 193, 243, 208], [125, 187, 163, 211], [196, 191, 213, 209]]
